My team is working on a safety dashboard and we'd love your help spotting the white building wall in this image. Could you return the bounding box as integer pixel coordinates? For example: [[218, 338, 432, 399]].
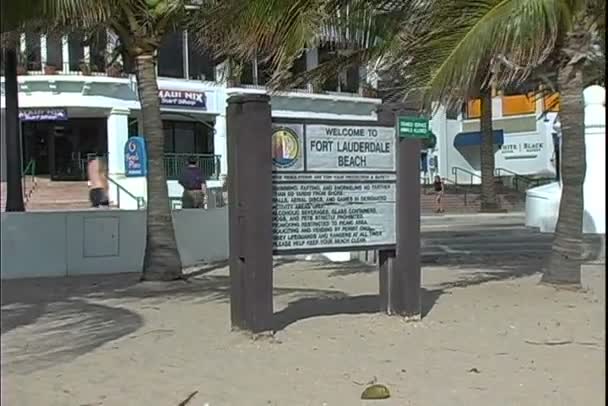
[[526, 85, 606, 234]]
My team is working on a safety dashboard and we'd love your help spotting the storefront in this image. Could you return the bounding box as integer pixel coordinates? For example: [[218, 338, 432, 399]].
[[20, 109, 108, 180]]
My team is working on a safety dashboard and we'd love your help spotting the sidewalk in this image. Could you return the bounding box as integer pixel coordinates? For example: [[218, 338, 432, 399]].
[[421, 211, 525, 230]]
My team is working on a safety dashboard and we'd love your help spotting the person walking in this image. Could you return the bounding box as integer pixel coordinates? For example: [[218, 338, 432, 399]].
[[87, 155, 110, 208], [433, 175, 445, 213], [178, 157, 206, 209]]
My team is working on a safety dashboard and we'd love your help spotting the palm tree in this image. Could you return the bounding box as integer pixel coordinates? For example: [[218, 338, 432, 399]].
[[2, 0, 193, 280], [197, 0, 604, 286], [479, 86, 500, 211], [1, 37, 26, 212], [196, 0, 505, 209]]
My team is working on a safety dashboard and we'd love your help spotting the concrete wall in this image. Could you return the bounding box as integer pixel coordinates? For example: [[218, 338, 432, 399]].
[[0, 208, 228, 279]]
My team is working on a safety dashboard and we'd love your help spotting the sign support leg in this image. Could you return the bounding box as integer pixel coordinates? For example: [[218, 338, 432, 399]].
[[227, 94, 274, 334], [395, 138, 422, 319], [378, 249, 396, 314]]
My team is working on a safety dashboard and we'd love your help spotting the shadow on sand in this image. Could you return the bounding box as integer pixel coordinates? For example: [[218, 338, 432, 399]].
[[272, 253, 544, 330], [1, 253, 548, 373]]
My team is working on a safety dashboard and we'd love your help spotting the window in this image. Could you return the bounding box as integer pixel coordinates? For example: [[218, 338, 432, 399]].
[[465, 99, 481, 119], [289, 52, 307, 78], [502, 94, 536, 116], [158, 32, 184, 78], [318, 44, 339, 91], [46, 33, 63, 69], [188, 41, 215, 81], [342, 65, 360, 93], [88, 31, 107, 72], [257, 59, 272, 86], [68, 31, 85, 71], [239, 61, 255, 85], [25, 32, 41, 70], [162, 120, 214, 154], [128, 119, 139, 138], [543, 93, 560, 112]]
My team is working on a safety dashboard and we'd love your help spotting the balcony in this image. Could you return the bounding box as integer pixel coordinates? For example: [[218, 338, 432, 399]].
[[6, 31, 372, 98], [55, 152, 220, 181]]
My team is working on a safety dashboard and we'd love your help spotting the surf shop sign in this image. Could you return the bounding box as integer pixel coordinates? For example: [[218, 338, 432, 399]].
[[271, 123, 396, 254], [158, 89, 206, 109]]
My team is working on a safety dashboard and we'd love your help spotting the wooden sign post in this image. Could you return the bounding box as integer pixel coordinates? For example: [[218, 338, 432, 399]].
[[226, 94, 274, 333]]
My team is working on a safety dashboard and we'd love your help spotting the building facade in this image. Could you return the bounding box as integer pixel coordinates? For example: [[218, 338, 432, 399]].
[[1, 30, 560, 209]]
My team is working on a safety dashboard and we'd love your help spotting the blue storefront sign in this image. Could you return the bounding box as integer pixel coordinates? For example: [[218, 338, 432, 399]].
[[19, 108, 68, 121], [124, 137, 148, 177], [159, 89, 206, 109]]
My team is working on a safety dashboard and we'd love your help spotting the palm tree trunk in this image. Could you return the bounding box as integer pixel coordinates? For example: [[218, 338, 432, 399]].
[[3, 46, 25, 212], [135, 54, 183, 281], [479, 87, 499, 211], [541, 64, 585, 287]]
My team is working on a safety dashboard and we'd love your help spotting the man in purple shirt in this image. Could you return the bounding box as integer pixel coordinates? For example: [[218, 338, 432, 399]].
[[178, 157, 206, 208]]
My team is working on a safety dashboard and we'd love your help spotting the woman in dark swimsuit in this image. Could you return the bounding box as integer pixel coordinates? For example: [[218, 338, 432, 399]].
[[433, 175, 445, 213]]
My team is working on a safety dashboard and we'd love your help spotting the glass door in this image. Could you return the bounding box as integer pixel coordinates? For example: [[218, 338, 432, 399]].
[[50, 125, 84, 180]]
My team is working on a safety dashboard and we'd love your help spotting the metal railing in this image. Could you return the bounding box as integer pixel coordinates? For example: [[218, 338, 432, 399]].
[[22, 159, 37, 204], [107, 177, 146, 209], [451, 166, 482, 186], [441, 177, 470, 206], [164, 153, 221, 181], [421, 175, 470, 206], [494, 167, 553, 193]]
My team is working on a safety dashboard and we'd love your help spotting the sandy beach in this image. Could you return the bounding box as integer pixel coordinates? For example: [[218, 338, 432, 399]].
[[1, 256, 605, 406]]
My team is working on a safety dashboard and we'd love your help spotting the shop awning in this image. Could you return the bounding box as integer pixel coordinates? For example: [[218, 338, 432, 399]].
[[454, 129, 504, 147]]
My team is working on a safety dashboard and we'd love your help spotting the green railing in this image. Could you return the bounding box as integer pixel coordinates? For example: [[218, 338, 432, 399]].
[[72, 152, 221, 182], [494, 167, 553, 193], [164, 153, 221, 181], [22, 159, 37, 203]]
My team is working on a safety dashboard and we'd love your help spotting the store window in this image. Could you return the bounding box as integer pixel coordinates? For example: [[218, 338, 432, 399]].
[[162, 120, 214, 154]]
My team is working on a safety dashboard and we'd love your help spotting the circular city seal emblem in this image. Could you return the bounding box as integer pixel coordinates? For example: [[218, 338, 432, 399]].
[[272, 127, 299, 168]]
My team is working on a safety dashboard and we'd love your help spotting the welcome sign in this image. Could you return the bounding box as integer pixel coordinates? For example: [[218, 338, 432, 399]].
[[158, 89, 206, 109], [271, 124, 396, 254]]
